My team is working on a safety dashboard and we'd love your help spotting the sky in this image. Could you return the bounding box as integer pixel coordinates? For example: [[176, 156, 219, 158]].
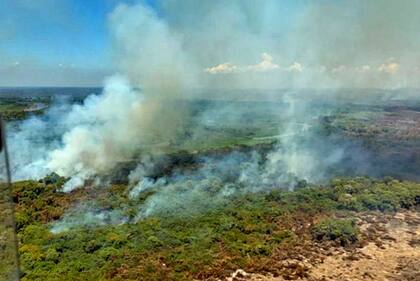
[[0, 0, 307, 87], [0, 0, 159, 86], [0, 0, 419, 88]]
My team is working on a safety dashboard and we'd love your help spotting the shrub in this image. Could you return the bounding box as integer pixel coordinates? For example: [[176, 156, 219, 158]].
[[12, 177, 420, 280], [312, 218, 358, 246]]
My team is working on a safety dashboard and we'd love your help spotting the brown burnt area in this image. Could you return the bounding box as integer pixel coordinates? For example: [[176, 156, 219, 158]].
[[219, 210, 420, 281]]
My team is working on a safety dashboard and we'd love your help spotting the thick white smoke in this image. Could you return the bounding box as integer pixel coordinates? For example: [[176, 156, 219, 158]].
[[7, 98, 73, 180], [36, 1, 420, 185], [45, 3, 196, 189], [48, 76, 144, 184], [5, 1, 420, 229]]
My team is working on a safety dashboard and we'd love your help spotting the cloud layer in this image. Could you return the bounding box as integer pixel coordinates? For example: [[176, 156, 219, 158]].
[[159, 0, 420, 89], [205, 53, 280, 74]]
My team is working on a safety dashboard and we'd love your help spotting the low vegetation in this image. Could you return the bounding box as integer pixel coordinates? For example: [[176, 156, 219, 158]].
[[1, 185, 20, 280], [9, 176, 420, 280], [312, 218, 358, 246], [0, 99, 48, 121]]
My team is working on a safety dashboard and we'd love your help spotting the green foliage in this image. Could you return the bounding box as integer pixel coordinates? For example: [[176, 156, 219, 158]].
[[332, 177, 420, 211], [312, 218, 358, 246], [41, 173, 66, 186], [0, 99, 48, 120], [11, 177, 420, 280]]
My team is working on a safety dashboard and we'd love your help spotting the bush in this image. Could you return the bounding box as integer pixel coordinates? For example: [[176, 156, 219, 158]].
[[312, 218, 358, 246], [12, 177, 420, 280], [40, 173, 65, 186]]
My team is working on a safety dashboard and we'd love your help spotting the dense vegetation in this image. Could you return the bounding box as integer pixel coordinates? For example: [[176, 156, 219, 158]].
[[0, 99, 48, 121], [3, 97, 420, 279], [0, 184, 20, 280], [11, 177, 420, 280]]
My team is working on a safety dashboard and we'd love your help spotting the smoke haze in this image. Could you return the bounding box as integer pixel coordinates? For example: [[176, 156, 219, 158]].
[[4, 1, 420, 228]]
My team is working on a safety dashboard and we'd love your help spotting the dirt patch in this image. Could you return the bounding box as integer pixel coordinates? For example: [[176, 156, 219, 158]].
[[376, 110, 420, 139], [310, 211, 420, 281], [221, 210, 420, 281]]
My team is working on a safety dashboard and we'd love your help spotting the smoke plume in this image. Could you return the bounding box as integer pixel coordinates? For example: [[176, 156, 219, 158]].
[[5, 1, 420, 228], [44, 1, 420, 182]]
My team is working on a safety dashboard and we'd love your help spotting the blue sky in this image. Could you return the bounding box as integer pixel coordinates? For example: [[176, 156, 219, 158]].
[[0, 0, 163, 66], [0, 0, 309, 87], [2, 1, 108, 67], [0, 0, 310, 86], [0, 0, 160, 86]]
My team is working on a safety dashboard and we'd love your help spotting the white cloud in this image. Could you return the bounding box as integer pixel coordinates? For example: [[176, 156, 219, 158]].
[[287, 62, 304, 73], [205, 62, 239, 74], [205, 54, 409, 85], [246, 52, 279, 72], [205, 52, 279, 74], [378, 62, 399, 74]]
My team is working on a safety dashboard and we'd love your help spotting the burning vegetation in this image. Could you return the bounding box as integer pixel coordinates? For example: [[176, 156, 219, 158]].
[[11, 176, 420, 280], [1, 0, 420, 280]]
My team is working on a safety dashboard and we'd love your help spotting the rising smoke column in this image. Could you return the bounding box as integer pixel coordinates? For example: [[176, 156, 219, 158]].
[[47, 3, 196, 190], [41, 0, 420, 190], [48, 76, 145, 188], [37, 0, 420, 229]]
